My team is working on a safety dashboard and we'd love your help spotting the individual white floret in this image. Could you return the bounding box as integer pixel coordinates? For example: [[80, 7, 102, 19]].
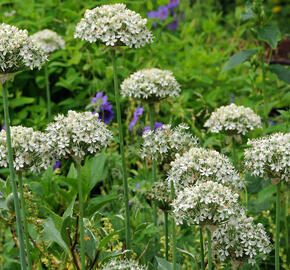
[[172, 181, 242, 226], [244, 132, 290, 183], [0, 23, 47, 73], [74, 4, 153, 48], [45, 110, 113, 160], [0, 126, 53, 173], [167, 147, 244, 192], [121, 68, 181, 100], [204, 104, 262, 135], [101, 259, 147, 270], [141, 124, 198, 163], [212, 216, 272, 265], [31, 29, 65, 54]]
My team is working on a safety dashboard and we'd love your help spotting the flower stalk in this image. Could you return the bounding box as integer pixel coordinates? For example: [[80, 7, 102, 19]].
[[44, 62, 51, 120], [164, 211, 169, 260], [275, 182, 281, 270], [170, 180, 176, 270], [207, 228, 212, 270], [199, 227, 205, 270]]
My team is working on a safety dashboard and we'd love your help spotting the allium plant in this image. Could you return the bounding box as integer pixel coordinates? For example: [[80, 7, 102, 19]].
[[74, 3, 153, 48], [121, 68, 181, 101], [167, 147, 244, 192], [204, 103, 262, 135], [101, 259, 147, 270], [147, 181, 171, 212], [212, 216, 272, 267]]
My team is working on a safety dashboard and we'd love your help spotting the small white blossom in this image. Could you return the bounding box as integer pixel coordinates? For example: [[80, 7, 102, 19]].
[[0, 23, 47, 73], [45, 110, 113, 160], [74, 4, 153, 48], [0, 126, 53, 173], [147, 181, 171, 211], [244, 132, 290, 183], [167, 147, 244, 192], [121, 69, 181, 100], [31, 29, 65, 54], [204, 104, 262, 135], [141, 124, 198, 163], [101, 259, 147, 270], [4, 10, 16, 17], [172, 181, 242, 226], [212, 216, 272, 265]]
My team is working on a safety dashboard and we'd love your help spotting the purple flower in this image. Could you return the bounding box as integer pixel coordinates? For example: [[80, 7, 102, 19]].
[[147, 10, 159, 19], [91, 92, 114, 124], [53, 160, 61, 170], [136, 183, 141, 189], [168, 0, 179, 9], [2, 124, 6, 131], [230, 94, 235, 104], [167, 18, 179, 30], [0, 191, 2, 197], [268, 120, 275, 126], [129, 201, 133, 207], [129, 106, 144, 131], [144, 121, 163, 133], [157, 5, 168, 20]]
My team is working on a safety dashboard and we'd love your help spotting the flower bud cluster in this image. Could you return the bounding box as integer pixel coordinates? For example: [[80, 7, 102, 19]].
[[147, 181, 171, 211]]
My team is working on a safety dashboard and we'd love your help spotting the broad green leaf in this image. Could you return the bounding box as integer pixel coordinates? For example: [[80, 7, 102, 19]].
[[89, 151, 106, 189], [84, 228, 99, 261], [42, 206, 63, 231], [60, 216, 76, 248], [10, 97, 35, 108], [87, 195, 118, 216], [241, 2, 255, 21], [257, 24, 281, 49], [267, 65, 290, 84], [222, 49, 258, 72], [98, 229, 124, 250], [63, 196, 76, 218], [156, 256, 182, 270]]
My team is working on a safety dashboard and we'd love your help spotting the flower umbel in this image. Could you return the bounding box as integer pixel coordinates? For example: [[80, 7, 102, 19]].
[[101, 259, 147, 270]]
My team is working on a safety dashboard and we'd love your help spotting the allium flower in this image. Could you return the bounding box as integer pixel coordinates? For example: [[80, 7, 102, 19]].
[[244, 133, 290, 183], [101, 259, 147, 270], [141, 124, 198, 164], [121, 68, 181, 101], [74, 4, 153, 48], [31, 29, 65, 54], [168, 147, 244, 192], [143, 121, 163, 133], [147, 181, 171, 211], [172, 181, 242, 226], [204, 104, 262, 135], [212, 216, 272, 265], [0, 23, 47, 73], [91, 92, 114, 124], [0, 126, 53, 173], [129, 106, 144, 131], [45, 110, 113, 160]]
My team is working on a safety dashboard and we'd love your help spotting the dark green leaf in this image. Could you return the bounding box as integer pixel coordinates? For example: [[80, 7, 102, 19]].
[[156, 256, 182, 270], [257, 24, 281, 49], [89, 151, 106, 189], [267, 64, 290, 84]]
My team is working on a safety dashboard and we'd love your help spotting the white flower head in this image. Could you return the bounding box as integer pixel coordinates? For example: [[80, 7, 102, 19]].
[[244, 132, 290, 183], [45, 110, 113, 160], [0, 126, 53, 173], [141, 124, 198, 164], [204, 104, 262, 135], [0, 23, 47, 73], [147, 181, 172, 211], [101, 259, 147, 270], [212, 216, 272, 265], [74, 3, 153, 48], [167, 147, 244, 192], [172, 181, 242, 226], [121, 69, 181, 100], [31, 29, 65, 54]]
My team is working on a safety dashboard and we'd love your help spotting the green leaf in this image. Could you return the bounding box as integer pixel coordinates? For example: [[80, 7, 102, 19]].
[[63, 196, 76, 218], [84, 228, 99, 261], [267, 65, 290, 84], [60, 216, 76, 248], [9, 97, 35, 108], [87, 195, 118, 216], [257, 24, 281, 49], [156, 257, 182, 270], [222, 49, 258, 72], [89, 151, 106, 190], [42, 206, 63, 231], [98, 229, 123, 250]]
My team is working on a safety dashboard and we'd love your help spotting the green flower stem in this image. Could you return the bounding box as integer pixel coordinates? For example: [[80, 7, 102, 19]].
[[164, 211, 169, 260], [75, 160, 85, 270], [261, 41, 268, 123], [231, 136, 237, 166], [199, 227, 205, 270], [285, 184, 289, 265], [170, 180, 176, 270], [206, 228, 212, 270], [44, 62, 51, 121], [275, 182, 281, 270], [18, 172, 32, 270], [111, 49, 131, 253], [2, 82, 27, 270]]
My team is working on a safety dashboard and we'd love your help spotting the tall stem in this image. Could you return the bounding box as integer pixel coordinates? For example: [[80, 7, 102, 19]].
[[2, 82, 27, 270], [111, 49, 131, 253], [164, 211, 169, 260], [75, 161, 85, 270], [18, 173, 32, 270], [206, 229, 212, 270], [261, 42, 268, 123], [275, 182, 281, 270], [44, 62, 51, 121], [170, 180, 176, 270], [199, 227, 205, 270]]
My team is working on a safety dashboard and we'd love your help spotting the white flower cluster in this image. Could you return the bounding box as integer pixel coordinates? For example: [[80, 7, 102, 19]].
[[121, 69, 181, 100], [0, 23, 47, 73], [31, 29, 65, 54], [101, 259, 147, 270], [204, 104, 262, 135], [46, 110, 112, 160], [212, 216, 272, 265], [147, 181, 171, 211], [172, 181, 242, 226], [74, 4, 153, 48], [141, 124, 198, 163], [167, 147, 244, 192], [244, 132, 290, 183], [0, 126, 53, 173]]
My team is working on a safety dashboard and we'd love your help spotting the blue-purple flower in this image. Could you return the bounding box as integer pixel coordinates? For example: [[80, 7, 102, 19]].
[[91, 92, 114, 124], [230, 94, 235, 104], [144, 121, 163, 133], [168, 0, 180, 9], [157, 6, 169, 20], [2, 124, 6, 131], [129, 106, 144, 131], [53, 160, 61, 170]]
